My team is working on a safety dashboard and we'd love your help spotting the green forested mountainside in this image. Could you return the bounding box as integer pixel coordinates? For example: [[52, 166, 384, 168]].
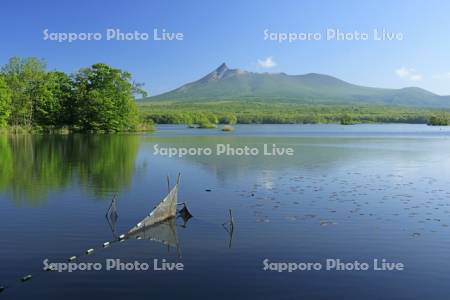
[[144, 63, 450, 108]]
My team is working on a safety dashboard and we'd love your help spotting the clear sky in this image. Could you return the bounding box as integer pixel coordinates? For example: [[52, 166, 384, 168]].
[[1, 0, 450, 95]]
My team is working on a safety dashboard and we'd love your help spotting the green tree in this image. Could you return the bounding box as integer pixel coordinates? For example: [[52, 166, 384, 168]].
[[219, 114, 237, 125], [1, 57, 47, 126], [72, 63, 140, 132], [340, 114, 355, 125], [0, 75, 12, 127], [428, 114, 449, 126], [34, 71, 73, 126]]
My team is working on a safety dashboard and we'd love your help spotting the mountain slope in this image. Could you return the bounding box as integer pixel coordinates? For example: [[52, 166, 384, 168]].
[[144, 63, 450, 108]]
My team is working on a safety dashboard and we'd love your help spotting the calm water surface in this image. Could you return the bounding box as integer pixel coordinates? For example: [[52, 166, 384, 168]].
[[1, 124, 450, 299]]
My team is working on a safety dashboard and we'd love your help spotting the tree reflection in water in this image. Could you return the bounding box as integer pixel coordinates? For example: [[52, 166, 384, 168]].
[[0, 134, 140, 205]]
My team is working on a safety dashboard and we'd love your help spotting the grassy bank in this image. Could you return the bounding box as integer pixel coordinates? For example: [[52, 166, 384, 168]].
[[138, 101, 450, 125]]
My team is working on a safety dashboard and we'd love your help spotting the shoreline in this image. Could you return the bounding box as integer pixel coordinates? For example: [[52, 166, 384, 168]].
[[1, 122, 448, 135]]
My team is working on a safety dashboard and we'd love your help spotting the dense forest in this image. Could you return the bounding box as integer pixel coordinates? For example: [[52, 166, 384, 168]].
[[0, 57, 149, 132], [138, 101, 450, 126]]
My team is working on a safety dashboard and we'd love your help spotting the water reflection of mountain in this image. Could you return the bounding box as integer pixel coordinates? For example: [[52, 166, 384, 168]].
[[0, 135, 140, 205], [143, 135, 442, 182]]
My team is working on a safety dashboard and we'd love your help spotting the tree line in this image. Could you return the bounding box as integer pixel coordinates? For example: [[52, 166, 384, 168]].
[[0, 57, 147, 132], [139, 101, 450, 125]]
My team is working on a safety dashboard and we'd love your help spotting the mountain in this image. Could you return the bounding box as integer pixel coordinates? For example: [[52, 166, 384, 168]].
[[143, 63, 450, 108]]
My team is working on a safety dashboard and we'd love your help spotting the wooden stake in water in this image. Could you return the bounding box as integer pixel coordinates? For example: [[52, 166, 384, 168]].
[[167, 175, 170, 193], [229, 209, 234, 231]]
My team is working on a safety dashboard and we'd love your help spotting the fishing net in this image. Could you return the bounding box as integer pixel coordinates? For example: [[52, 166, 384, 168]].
[[128, 184, 178, 233], [126, 217, 178, 248]]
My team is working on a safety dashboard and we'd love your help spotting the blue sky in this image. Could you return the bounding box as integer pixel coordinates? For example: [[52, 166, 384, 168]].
[[1, 0, 450, 95]]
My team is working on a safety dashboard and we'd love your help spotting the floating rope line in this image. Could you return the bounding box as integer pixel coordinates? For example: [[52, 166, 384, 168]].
[[0, 175, 214, 296], [0, 215, 192, 293], [0, 190, 135, 295], [0, 230, 127, 295], [20, 275, 32, 282], [0, 209, 232, 296]]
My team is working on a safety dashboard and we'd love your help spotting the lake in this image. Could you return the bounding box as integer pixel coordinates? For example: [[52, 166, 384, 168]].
[[1, 124, 450, 299]]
